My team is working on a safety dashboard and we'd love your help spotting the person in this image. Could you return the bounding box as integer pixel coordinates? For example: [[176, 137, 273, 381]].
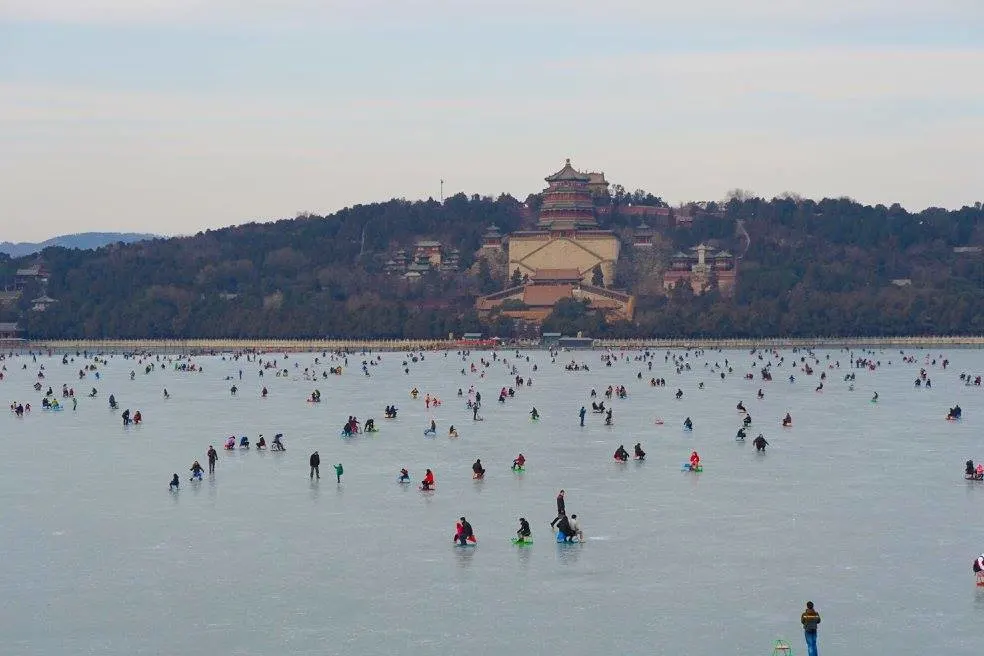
[[614, 445, 629, 462], [605, 409, 613, 426], [421, 469, 435, 490], [782, 412, 792, 427], [689, 450, 701, 471], [272, 433, 285, 451], [974, 553, 984, 584], [737, 401, 746, 412], [569, 513, 583, 542], [428, 419, 437, 434], [398, 468, 410, 482], [550, 490, 566, 528], [309, 451, 320, 480], [512, 453, 526, 470], [472, 459, 485, 479], [239, 435, 249, 448], [556, 513, 574, 541], [872, 391, 879, 402], [753, 434, 769, 452], [334, 462, 343, 483], [735, 427, 747, 441], [169, 473, 180, 491], [224, 435, 235, 450], [966, 460, 976, 478], [455, 516, 475, 545], [256, 435, 266, 449], [207, 446, 218, 473], [579, 406, 586, 426], [189, 461, 204, 481], [449, 425, 459, 438], [634, 443, 646, 460], [801, 601, 820, 656], [757, 388, 765, 399], [517, 517, 531, 541], [530, 407, 539, 421], [675, 388, 683, 399], [365, 418, 375, 432], [683, 417, 693, 430]]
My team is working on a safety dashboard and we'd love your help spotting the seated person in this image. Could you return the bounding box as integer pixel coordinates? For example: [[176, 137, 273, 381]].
[[614, 445, 630, 462], [684, 417, 693, 430], [421, 469, 435, 490], [512, 453, 526, 470], [556, 514, 574, 541], [239, 436, 249, 448], [517, 517, 531, 541], [782, 413, 792, 427], [398, 468, 411, 482], [472, 459, 485, 478], [634, 443, 646, 460], [736, 427, 747, 440], [256, 435, 266, 449], [272, 434, 285, 451]]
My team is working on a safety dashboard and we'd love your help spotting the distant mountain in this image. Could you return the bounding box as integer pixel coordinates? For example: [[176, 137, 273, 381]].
[[0, 232, 158, 257]]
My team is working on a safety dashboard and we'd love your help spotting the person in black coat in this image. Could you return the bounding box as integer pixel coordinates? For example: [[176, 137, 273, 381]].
[[309, 451, 320, 479]]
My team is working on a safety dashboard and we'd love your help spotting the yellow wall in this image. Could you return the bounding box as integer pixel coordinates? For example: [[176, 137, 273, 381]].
[[508, 233, 620, 285]]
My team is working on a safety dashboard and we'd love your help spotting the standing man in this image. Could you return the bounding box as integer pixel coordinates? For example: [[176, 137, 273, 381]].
[[334, 462, 343, 483], [550, 490, 566, 528], [801, 601, 820, 656], [310, 451, 320, 480], [579, 406, 586, 427], [207, 445, 218, 474]]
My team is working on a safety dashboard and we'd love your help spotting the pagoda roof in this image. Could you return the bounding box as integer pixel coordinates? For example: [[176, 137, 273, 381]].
[[545, 159, 590, 183], [416, 240, 442, 247], [672, 251, 691, 259], [714, 251, 733, 258], [635, 222, 654, 233], [523, 284, 574, 307]]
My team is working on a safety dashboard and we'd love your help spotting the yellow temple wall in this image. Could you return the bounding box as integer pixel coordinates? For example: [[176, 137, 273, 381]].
[[508, 233, 620, 285]]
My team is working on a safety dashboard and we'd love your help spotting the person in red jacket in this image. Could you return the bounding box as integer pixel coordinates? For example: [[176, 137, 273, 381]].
[[421, 469, 435, 490], [690, 450, 701, 470]]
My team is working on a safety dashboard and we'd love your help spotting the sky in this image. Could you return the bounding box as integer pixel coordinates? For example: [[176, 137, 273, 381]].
[[1, 1, 982, 241]]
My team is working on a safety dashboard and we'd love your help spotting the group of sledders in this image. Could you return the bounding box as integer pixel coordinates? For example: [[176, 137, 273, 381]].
[[549, 490, 584, 542], [613, 443, 646, 462]]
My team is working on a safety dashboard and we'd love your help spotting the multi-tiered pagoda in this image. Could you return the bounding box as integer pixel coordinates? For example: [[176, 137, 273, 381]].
[[537, 159, 599, 231], [506, 159, 621, 287]]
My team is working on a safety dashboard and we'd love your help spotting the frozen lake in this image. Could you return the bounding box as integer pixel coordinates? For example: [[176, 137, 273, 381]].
[[2, 346, 982, 655]]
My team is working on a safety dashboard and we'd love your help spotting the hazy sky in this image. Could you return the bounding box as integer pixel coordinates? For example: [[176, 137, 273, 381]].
[[1, 1, 982, 241]]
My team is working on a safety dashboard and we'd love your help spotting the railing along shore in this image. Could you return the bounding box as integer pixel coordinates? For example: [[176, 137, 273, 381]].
[[11, 335, 984, 354]]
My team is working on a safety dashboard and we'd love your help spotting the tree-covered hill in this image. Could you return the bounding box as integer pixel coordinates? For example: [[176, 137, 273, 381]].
[[4, 192, 984, 339]]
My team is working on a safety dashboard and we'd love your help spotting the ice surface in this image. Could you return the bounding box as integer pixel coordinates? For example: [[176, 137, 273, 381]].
[[1, 348, 981, 655]]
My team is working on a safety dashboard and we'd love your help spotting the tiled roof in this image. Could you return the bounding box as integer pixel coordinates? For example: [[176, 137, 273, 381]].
[[545, 159, 590, 183], [523, 284, 574, 306]]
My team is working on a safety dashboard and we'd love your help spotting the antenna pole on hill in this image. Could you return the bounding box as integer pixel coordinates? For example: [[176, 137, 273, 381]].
[[440, 179, 444, 203]]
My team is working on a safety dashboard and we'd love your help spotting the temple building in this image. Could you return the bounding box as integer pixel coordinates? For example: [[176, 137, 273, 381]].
[[384, 240, 459, 279], [476, 269, 634, 323], [662, 244, 737, 295], [507, 160, 620, 286]]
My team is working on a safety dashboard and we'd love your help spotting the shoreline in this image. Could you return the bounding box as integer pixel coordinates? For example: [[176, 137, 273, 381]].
[[10, 335, 984, 354]]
